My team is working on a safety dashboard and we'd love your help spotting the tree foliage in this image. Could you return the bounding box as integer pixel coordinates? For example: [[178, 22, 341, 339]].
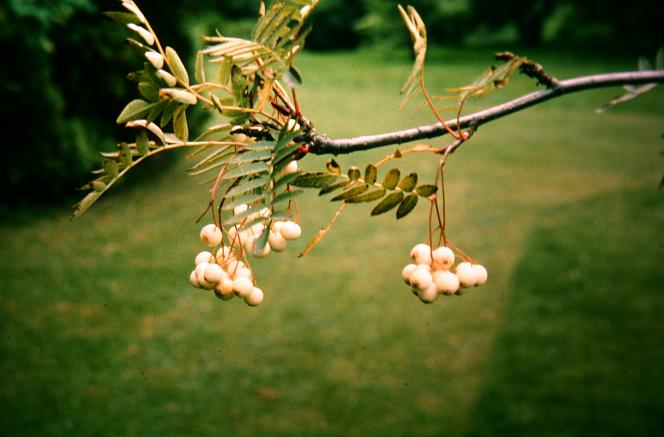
[[0, 0, 199, 204]]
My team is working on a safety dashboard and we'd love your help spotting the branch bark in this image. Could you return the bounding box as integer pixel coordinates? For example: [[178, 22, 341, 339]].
[[309, 70, 664, 155]]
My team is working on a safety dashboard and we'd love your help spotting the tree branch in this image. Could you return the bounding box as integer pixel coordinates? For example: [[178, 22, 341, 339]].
[[309, 70, 664, 155]]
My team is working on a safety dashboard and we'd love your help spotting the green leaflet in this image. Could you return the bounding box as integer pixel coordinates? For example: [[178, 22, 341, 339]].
[[222, 192, 269, 211], [382, 168, 400, 190], [272, 190, 303, 206], [371, 192, 404, 216], [138, 82, 159, 101], [345, 188, 386, 204], [103, 11, 141, 25], [188, 160, 228, 177], [398, 173, 418, 192], [254, 224, 271, 251], [272, 172, 300, 191], [319, 180, 348, 196], [146, 101, 167, 124], [165, 46, 189, 86], [116, 99, 153, 124], [326, 159, 342, 174], [292, 172, 344, 188], [348, 166, 361, 180], [396, 194, 418, 219], [222, 161, 270, 179], [272, 143, 301, 168], [218, 59, 232, 86], [195, 124, 232, 141], [364, 164, 378, 184], [274, 130, 301, 154], [224, 176, 270, 198], [119, 143, 132, 165], [283, 66, 303, 88], [244, 141, 276, 151], [136, 131, 149, 155], [398, 5, 427, 109], [173, 105, 188, 140], [189, 147, 235, 171], [104, 159, 119, 177], [415, 184, 437, 197], [195, 51, 206, 83], [160, 101, 179, 127], [72, 192, 102, 219], [331, 184, 368, 202], [92, 181, 107, 192], [230, 149, 273, 164]]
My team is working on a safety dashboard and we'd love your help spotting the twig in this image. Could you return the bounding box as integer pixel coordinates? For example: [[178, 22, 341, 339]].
[[309, 70, 664, 155]]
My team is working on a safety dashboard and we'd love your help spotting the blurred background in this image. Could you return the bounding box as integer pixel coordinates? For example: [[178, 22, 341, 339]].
[[1, 0, 663, 435]]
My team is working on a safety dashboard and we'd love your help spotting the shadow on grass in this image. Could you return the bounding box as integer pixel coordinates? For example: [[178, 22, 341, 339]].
[[465, 188, 664, 436]]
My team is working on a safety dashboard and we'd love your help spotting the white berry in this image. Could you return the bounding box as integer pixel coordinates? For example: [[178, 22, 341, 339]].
[[419, 282, 439, 303], [251, 240, 271, 258], [272, 221, 284, 233], [195, 251, 215, 266], [250, 222, 265, 236], [226, 260, 246, 275], [473, 264, 488, 285], [433, 270, 460, 294], [204, 263, 226, 284], [200, 224, 222, 247], [456, 262, 477, 288], [233, 203, 248, 216], [268, 231, 287, 252], [432, 246, 455, 270], [214, 277, 235, 300], [233, 277, 254, 297], [189, 270, 201, 288], [215, 246, 234, 262], [244, 235, 256, 253], [283, 160, 298, 175], [280, 221, 301, 240], [234, 267, 253, 280], [410, 243, 432, 266], [195, 263, 214, 290], [410, 267, 433, 290], [245, 287, 264, 306], [401, 264, 417, 285]]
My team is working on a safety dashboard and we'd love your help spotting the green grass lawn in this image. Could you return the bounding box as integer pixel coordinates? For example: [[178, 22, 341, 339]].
[[1, 48, 663, 436]]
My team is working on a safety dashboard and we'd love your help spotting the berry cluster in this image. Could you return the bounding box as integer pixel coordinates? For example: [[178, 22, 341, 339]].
[[402, 243, 488, 304], [189, 209, 303, 306]]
